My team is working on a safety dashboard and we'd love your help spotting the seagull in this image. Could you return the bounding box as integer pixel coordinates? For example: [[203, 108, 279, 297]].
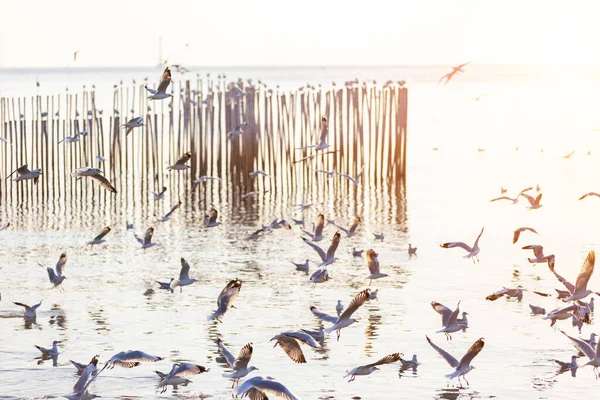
[[431, 301, 467, 340], [521, 192, 543, 209], [6, 164, 42, 184], [544, 304, 591, 326], [96, 155, 105, 164], [295, 203, 313, 211], [204, 208, 221, 227], [400, 354, 419, 369], [408, 244, 417, 256], [296, 116, 330, 151], [235, 376, 300, 400], [522, 245, 554, 266], [134, 227, 155, 250], [13, 300, 42, 318], [366, 249, 388, 285], [249, 170, 269, 178], [87, 226, 111, 247], [551, 250, 598, 302], [40, 252, 67, 289], [167, 152, 192, 171], [352, 248, 364, 257], [193, 176, 220, 188], [486, 287, 525, 301], [208, 278, 242, 321], [440, 227, 484, 263], [490, 187, 532, 204], [562, 150, 575, 159], [302, 214, 325, 241], [529, 304, 546, 315], [513, 227, 539, 244], [146, 67, 172, 100], [156, 278, 174, 293], [336, 300, 344, 316], [292, 259, 310, 274], [324, 288, 371, 341], [216, 339, 258, 388], [579, 192, 600, 200], [69, 358, 98, 374], [59, 131, 86, 144], [227, 121, 247, 138], [308, 268, 330, 285], [157, 362, 209, 393], [100, 350, 163, 374], [170, 258, 197, 293], [316, 168, 336, 178], [152, 186, 167, 201], [437, 61, 471, 86], [553, 355, 578, 371], [71, 167, 117, 193], [35, 340, 59, 356], [337, 166, 365, 186], [302, 231, 341, 268], [65, 355, 100, 400], [344, 353, 401, 382], [561, 330, 600, 378], [333, 216, 361, 237], [242, 190, 269, 200], [122, 116, 144, 135], [426, 336, 484, 388], [157, 200, 182, 222], [271, 330, 322, 364], [373, 232, 384, 241]]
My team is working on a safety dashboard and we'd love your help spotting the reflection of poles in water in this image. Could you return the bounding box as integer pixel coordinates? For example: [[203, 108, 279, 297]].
[[88, 308, 110, 333], [49, 303, 67, 329], [364, 305, 381, 354], [435, 387, 460, 400]]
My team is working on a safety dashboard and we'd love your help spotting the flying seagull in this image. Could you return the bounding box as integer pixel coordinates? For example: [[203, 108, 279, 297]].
[[227, 121, 247, 138], [204, 208, 221, 227], [193, 176, 220, 188], [437, 61, 471, 86], [100, 350, 163, 373], [315, 288, 371, 341], [426, 336, 485, 387], [40, 252, 67, 289], [297, 116, 330, 151], [13, 300, 42, 318], [208, 278, 242, 321], [513, 227, 538, 244], [122, 116, 144, 135], [167, 152, 192, 171], [157, 200, 182, 222], [65, 355, 100, 400], [337, 166, 365, 186], [344, 353, 402, 382], [365, 249, 388, 285], [152, 186, 167, 201], [235, 376, 301, 400], [71, 167, 117, 193], [6, 164, 42, 184], [521, 192, 543, 209], [431, 301, 467, 340], [579, 192, 600, 200], [146, 67, 172, 100], [302, 231, 341, 268], [271, 330, 321, 364], [560, 330, 600, 378], [87, 226, 111, 247], [333, 216, 361, 237], [302, 213, 325, 242], [440, 227, 484, 263], [549, 250, 598, 302], [169, 258, 197, 293], [134, 227, 155, 250], [216, 339, 258, 388], [157, 362, 209, 393]]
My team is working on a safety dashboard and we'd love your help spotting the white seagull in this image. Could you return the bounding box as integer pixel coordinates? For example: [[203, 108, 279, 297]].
[[561, 330, 600, 378], [297, 115, 330, 151], [217, 339, 258, 388], [235, 376, 301, 400], [333, 216, 361, 237], [152, 186, 167, 201], [431, 301, 467, 340], [6, 164, 42, 184], [35, 340, 59, 356], [157, 200, 182, 222], [227, 121, 247, 138], [193, 176, 220, 188], [122, 116, 144, 135], [337, 166, 365, 186], [71, 167, 117, 193], [65, 355, 100, 400], [302, 231, 341, 268], [146, 67, 172, 100], [426, 336, 485, 387], [249, 170, 269, 178], [170, 258, 197, 293], [579, 192, 600, 201], [440, 227, 484, 263], [157, 362, 209, 393], [87, 226, 111, 247], [344, 353, 401, 382], [522, 244, 555, 266], [521, 192, 543, 209], [40, 252, 67, 289], [271, 330, 322, 364], [302, 213, 325, 242], [13, 300, 42, 318], [205, 208, 221, 227], [365, 249, 388, 285], [208, 278, 243, 321], [134, 227, 155, 249], [513, 227, 538, 244], [550, 250, 598, 303], [167, 152, 191, 171], [318, 288, 371, 341], [100, 350, 163, 372], [490, 187, 532, 204]]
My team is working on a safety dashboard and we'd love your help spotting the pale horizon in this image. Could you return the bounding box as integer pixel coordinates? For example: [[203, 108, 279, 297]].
[[1, 0, 599, 68]]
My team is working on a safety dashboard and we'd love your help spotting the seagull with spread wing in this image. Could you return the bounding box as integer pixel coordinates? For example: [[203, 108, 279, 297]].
[[146, 67, 172, 100], [193, 176, 220, 188], [134, 227, 155, 250], [217, 339, 258, 388], [122, 116, 144, 135], [522, 245, 555, 266], [365, 249, 388, 286], [549, 250, 598, 302], [6, 164, 41, 184], [426, 336, 484, 387], [579, 192, 600, 200], [302, 231, 340, 268], [561, 330, 600, 378], [431, 301, 467, 340], [205, 207, 221, 227], [100, 350, 163, 373], [40, 252, 67, 289], [302, 213, 325, 241], [13, 300, 42, 318], [227, 121, 247, 138], [344, 353, 402, 382], [337, 166, 365, 186], [169, 258, 196, 293], [157, 200, 182, 222], [317, 288, 371, 341], [440, 227, 484, 263], [87, 226, 111, 247], [521, 192, 543, 209], [235, 376, 301, 400], [71, 167, 117, 193], [490, 187, 532, 204], [271, 330, 322, 364], [152, 186, 167, 201], [208, 278, 242, 321], [64, 355, 100, 400], [512, 227, 538, 244], [332, 216, 361, 237], [437, 61, 471, 86], [157, 362, 209, 393], [296, 115, 330, 151], [167, 152, 191, 171]]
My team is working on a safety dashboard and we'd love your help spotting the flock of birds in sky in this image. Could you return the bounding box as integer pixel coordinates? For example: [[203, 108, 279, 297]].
[[6, 61, 600, 399]]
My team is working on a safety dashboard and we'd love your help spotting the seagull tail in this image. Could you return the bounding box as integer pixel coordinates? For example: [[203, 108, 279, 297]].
[[325, 324, 337, 335], [445, 370, 460, 380], [207, 310, 221, 321]]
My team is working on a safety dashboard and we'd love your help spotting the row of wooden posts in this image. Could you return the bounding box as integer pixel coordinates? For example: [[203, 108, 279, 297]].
[[0, 78, 408, 209]]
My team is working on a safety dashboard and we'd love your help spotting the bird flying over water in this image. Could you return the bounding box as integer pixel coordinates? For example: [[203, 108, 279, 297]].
[[146, 67, 172, 100], [344, 353, 402, 382], [170, 258, 196, 293], [513, 227, 538, 244], [297, 116, 330, 151], [208, 278, 242, 321], [6, 164, 41, 184], [235, 376, 301, 400], [167, 152, 191, 171], [134, 227, 155, 249], [216, 339, 258, 388], [431, 301, 467, 340], [157, 200, 182, 222], [87, 226, 111, 247], [440, 227, 484, 263], [271, 330, 321, 364], [156, 362, 209, 393], [437, 61, 471, 86], [123, 116, 144, 135], [40, 252, 67, 289], [426, 336, 484, 387], [13, 300, 42, 318], [71, 167, 117, 193]]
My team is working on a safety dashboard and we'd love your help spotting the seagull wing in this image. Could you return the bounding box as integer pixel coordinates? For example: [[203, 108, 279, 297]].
[[440, 241, 472, 252], [237, 377, 300, 400], [93, 226, 111, 241], [46, 266, 59, 283], [156, 67, 171, 94], [116, 350, 163, 363], [366, 352, 402, 368], [457, 338, 485, 369], [366, 250, 380, 274], [314, 214, 325, 237], [302, 237, 326, 262], [561, 330, 596, 360], [309, 305, 338, 323], [426, 335, 459, 368], [318, 117, 329, 143], [91, 173, 117, 193], [233, 342, 253, 370], [549, 264, 575, 294], [490, 196, 514, 202], [447, 301, 461, 325], [209, 208, 218, 224], [144, 86, 157, 95], [143, 227, 154, 245], [520, 193, 536, 206], [486, 288, 509, 301], [337, 172, 358, 185], [73, 356, 99, 393], [216, 339, 236, 367], [332, 222, 349, 235], [339, 288, 370, 321], [164, 200, 182, 218], [574, 250, 595, 294], [579, 192, 600, 200], [6, 164, 29, 180], [283, 330, 321, 348], [174, 152, 192, 166], [55, 253, 67, 276], [13, 302, 32, 312], [431, 301, 453, 326], [179, 258, 191, 280], [170, 362, 209, 378], [325, 232, 341, 261], [275, 336, 306, 363]]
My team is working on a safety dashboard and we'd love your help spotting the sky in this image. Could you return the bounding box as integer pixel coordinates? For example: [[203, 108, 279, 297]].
[[1, 0, 599, 67]]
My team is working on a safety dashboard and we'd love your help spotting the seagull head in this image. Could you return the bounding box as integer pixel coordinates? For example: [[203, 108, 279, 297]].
[[248, 366, 259, 372]]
